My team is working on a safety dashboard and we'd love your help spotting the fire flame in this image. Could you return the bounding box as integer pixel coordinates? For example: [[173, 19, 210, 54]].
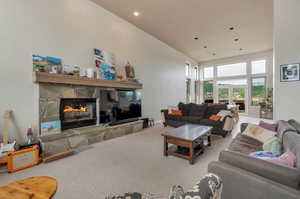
[[64, 105, 88, 113]]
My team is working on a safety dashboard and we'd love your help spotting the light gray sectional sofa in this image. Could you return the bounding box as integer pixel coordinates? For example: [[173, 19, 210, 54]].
[[208, 120, 300, 199]]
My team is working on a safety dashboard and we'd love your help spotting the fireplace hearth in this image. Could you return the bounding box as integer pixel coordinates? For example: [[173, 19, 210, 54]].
[[60, 98, 97, 130]]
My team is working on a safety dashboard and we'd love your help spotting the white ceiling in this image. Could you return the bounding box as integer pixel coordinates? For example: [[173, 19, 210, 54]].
[[91, 0, 273, 62]]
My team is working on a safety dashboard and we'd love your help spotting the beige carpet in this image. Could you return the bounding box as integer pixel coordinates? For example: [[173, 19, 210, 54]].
[[0, 126, 233, 198]]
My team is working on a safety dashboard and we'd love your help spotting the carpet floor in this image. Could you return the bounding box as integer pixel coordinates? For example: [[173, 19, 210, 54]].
[[0, 126, 234, 198]]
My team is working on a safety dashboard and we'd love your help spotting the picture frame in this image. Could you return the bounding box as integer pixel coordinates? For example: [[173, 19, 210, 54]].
[[280, 63, 300, 82], [40, 120, 61, 136]]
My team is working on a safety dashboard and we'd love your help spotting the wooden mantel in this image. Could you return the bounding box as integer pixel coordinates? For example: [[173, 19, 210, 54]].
[[33, 72, 143, 89]]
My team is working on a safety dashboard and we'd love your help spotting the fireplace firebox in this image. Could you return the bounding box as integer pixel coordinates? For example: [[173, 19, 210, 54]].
[[60, 98, 97, 130]]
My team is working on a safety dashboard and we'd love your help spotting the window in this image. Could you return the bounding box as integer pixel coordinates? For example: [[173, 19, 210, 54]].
[[217, 79, 247, 86], [217, 63, 247, 77], [252, 60, 266, 74], [251, 77, 266, 105], [186, 78, 191, 103], [204, 67, 214, 79], [186, 63, 192, 103], [194, 66, 199, 80], [186, 63, 192, 78], [203, 81, 214, 103]]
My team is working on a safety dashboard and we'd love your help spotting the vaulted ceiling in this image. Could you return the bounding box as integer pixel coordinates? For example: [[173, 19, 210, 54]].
[[91, 0, 273, 62]]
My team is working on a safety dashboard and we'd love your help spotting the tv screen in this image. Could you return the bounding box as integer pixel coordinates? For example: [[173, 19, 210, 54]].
[[99, 90, 142, 125], [117, 90, 142, 121]]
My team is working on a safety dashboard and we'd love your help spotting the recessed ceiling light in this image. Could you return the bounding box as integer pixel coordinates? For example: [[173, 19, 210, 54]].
[[133, 11, 140, 17], [234, 38, 239, 42]]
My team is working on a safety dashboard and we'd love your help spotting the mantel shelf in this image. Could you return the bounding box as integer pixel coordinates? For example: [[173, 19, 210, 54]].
[[33, 72, 143, 90]]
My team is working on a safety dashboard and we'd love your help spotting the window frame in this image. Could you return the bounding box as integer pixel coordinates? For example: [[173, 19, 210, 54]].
[[251, 59, 267, 75], [203, 66, 214, 80], [251, 76, 267, 106], [216, 62, 247, 78]]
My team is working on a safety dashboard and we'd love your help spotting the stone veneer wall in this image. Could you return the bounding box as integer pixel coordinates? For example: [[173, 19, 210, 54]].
[[39, 84, 101, 124], [38, 83, 144, 160]]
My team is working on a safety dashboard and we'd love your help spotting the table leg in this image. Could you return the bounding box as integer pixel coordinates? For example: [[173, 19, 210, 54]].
[[208, 135, 211, 147], [189, 143, 194, 165], [164, 136, 168, 156]]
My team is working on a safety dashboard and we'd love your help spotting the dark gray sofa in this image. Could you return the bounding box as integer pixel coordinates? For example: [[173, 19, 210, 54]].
[[161, 103, 231, 137], [208, 120, 300, 199]]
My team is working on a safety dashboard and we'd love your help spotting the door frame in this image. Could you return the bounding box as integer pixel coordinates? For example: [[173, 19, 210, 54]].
[[216, 84, 248, 114]]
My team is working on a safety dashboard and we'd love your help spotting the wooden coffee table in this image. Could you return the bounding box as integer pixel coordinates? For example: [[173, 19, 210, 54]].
[[162, 124, 212, 164]]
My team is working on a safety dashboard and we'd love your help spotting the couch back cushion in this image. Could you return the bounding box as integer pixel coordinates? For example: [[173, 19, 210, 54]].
[[178, 102, 191, 116], [283, 131, 300, 168], [277, 120, 296, 142], [205, 104, 227, 118], [189, 104, 207, 117], [288, 119, 300, 134]]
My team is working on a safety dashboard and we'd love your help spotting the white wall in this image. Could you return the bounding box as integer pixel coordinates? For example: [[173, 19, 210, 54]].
[[200, 50, 273, 118], [274, 0, 300, 121], [0, 0, 196, 141]]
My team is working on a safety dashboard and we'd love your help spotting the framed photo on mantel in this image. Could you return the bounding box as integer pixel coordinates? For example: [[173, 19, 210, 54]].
[[280, 63, 300, 82]]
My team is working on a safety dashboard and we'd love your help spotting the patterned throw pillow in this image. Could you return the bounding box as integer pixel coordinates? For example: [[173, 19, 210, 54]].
[[265, 151, 297, 168], [242, 124, 277, 143], [105, 192, 157, 199], [169, 173, 223, 199], [263, 136, 282, 154]]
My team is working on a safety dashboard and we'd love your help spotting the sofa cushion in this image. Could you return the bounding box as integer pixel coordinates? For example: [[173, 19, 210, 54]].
[[189, 104, 207, 118], [205, 104, 227, 118], [228, 134, 263, 154], [242, 124, 277, 143], [166, 114, 183, 121], [181, 116, 201, 124], [283, 131, 300, 168]]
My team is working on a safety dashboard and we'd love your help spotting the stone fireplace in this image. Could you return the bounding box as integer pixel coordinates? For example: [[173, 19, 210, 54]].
[[39, 84, 101, 133], [60, 98, 97, 130]]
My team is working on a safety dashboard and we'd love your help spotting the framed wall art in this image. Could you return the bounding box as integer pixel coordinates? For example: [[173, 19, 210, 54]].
[[280, 63, 300, 82]]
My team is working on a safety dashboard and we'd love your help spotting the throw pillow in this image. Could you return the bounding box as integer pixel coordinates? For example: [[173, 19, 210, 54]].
[[265, 151, 297, 168], [263, 136, 282, 154], [242, 124, 277, 143], [209, 115, 222, 121], [171, 109, 182, 116], [169, 173, 223, 199], [259, 121, 278, 132], [106, 192, 156, 199]]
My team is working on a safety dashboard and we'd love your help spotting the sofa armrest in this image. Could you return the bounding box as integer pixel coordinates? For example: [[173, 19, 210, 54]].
[[208, 161, 300, 199], [219, 150, 300, 189], [160, 109, 169, 117], [240, 123, 249, 133]]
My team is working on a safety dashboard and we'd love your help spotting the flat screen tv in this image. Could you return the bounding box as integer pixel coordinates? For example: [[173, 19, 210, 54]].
[[99, 90, 142, 125]]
